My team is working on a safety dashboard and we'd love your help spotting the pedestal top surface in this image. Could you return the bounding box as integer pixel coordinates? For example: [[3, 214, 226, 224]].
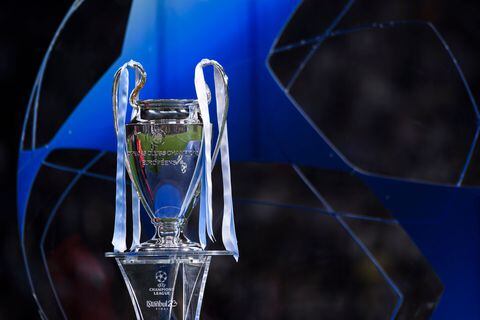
[[105, 250, 233, 258]]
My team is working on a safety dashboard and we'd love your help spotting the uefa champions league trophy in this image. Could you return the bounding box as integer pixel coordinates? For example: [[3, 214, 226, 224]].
[[106, 59, 238, 320]]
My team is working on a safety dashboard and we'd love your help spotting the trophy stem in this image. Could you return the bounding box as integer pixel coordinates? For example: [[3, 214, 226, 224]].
[[155, 220, 182, 245], [135, 220, 201, 252]]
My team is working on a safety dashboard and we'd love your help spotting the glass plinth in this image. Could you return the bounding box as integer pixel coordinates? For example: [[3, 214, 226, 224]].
[[106, 251, 232, 320]]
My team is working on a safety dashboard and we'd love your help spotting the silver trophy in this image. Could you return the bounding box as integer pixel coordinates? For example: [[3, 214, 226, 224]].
[[106, 59, 238, 320]]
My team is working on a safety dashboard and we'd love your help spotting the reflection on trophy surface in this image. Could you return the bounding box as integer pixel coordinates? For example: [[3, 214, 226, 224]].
[[126, 100, 203, 250]]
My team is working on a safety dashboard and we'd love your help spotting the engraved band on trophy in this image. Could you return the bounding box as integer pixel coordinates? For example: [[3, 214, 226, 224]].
[[106, 59, 238, 320]]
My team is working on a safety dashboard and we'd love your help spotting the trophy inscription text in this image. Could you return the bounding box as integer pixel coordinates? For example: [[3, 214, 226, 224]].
[[127, 150, 199, 169], [126, 123, 202, 219]]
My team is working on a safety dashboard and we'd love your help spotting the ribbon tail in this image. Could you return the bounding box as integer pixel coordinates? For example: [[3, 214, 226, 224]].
[[198, 165, 207, 249], [223, 207, 239, 261], [204, 123, 215, 241], [219, 125, 239, 260], [112, 67, 129, 253], [129, 78, 141, 251], [214, 67, 239, 260], [130, 177, 141, 251], [195, 65, 215, 243]]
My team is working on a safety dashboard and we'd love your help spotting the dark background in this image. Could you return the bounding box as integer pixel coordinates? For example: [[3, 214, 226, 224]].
[[0, 1, 72, 318]]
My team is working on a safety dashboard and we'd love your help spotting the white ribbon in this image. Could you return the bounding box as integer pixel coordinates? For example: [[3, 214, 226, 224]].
[[213, 67, 238, 260], [129, 68, 142, 251], [194, 59, 239, 260], [112, 60, 142, 252]]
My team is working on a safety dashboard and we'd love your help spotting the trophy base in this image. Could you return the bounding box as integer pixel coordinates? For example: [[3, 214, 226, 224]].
[[106, 251, 232, 320], [134, 233, 203, 252]]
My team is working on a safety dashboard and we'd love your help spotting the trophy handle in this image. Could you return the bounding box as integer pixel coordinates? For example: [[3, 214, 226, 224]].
[[112, 61, 147, 133], [207, 61, 229, 163], [111, 61, 147, 239]]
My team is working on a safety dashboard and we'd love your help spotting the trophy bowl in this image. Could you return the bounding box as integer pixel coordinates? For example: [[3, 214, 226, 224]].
[[126, 98, 203, 251]]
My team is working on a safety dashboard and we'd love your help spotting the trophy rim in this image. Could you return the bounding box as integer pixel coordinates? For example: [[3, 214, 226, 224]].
[[138, 98, 199, 109]]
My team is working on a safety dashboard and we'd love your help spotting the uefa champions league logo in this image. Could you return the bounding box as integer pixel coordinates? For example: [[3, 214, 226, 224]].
[[150, 126, 166, 146], [146, 270, 177, 309], [155, 271, 168, 287]]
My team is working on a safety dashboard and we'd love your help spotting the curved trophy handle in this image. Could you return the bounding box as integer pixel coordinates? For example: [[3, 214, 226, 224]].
[[111, 60, 146, 253], [112, 61, 147, 133], [193, 59, 238, 257], [199, 60, 229, 163]]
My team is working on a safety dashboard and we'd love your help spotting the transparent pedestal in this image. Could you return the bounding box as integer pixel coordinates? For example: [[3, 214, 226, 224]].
[[106, 251, 231, 320]]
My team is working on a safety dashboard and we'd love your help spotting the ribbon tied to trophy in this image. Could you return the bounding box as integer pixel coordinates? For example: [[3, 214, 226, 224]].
[[111, 59, 239, 260]]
